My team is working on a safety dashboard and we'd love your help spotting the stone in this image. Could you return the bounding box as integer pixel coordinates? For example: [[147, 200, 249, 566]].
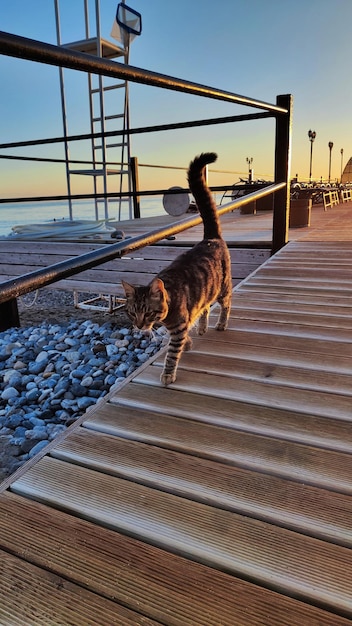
[[81, 376, 94, 388], [28, 440, 50, 459], [28, 361, 47, 375], [0, 317, 164, 481], [77, 396, 96, 410], [25, 426, 48, 441], [47, 423, 67, 440], [1, 387, 19, 401]]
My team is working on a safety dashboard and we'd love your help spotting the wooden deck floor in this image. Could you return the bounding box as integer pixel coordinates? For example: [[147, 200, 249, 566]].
[[1, 203, 352, 624], [113, 198, 352, 245]]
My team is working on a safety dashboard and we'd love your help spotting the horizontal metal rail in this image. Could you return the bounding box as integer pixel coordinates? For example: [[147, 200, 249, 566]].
[[0, 183, 285, 305], [0, 30, 288, 114], [0, 184, 268, 206], [0, 112, 273, 151]]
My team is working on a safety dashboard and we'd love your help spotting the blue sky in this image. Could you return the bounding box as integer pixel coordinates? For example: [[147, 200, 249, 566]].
[[0, 0, 351, 198]]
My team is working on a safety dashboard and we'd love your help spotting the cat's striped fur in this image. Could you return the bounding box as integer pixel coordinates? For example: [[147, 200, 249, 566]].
[[122, 152, 232, 386]]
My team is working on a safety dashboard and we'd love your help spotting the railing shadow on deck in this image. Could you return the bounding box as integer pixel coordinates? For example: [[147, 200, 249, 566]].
[[0, 29, 291, 329]]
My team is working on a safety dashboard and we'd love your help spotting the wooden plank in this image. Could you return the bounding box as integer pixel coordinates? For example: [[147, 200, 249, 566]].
[[48, 278, 125, 295], [236, 286, 352, 306], [112, 381, 352, 453], [258, 266, 352, 279], [285, 241, 352, 250], [189, 335, 352, 374], [0, 239, 269, 262], [0, 240, 106, 254], [82, 406, 352, 495], [152, 349, 352, 394], [54, 426, 352, 546], [1, 550, 155, 626], [234, 291, 352, 313], [0, 265, 253, 288], [224, 305, 352, 329], [0, 253, 178, 275], [0, 251, 87, 265], [9, 456, 352, 617], [269, 257, 352, 267], [0, 241, 264, 294], [110, 376, 352, 452], [239, 284, 352, 302], [243, 276, 352, 290], [132, 366, 352, 421], [1, 493, 348, 626], [71, 263, 256, 284], [196, 325, 352, 358], [223, 314, 352, 341]]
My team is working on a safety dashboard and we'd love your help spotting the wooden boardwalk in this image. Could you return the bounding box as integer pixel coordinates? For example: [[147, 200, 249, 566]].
[[1, 203, 352, 624]]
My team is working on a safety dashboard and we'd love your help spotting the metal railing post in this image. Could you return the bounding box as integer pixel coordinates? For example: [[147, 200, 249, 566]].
[[272, 94, 292, 255], [0, 298, 20, 331]]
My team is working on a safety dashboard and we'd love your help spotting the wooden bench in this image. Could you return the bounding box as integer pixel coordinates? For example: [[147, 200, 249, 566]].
[[0, 240, 270, 312], [341, 188, 352, 203], [323, 190, 340, 211]]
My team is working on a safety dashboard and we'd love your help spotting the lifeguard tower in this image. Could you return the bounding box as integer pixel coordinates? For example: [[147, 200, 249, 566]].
[[54, 0, 142, 220]]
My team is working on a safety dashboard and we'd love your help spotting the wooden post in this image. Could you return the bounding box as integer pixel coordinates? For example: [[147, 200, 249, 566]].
[[0, 298, 20, 331], [272, 94, 293, 255], [130, 156, 141, 219]]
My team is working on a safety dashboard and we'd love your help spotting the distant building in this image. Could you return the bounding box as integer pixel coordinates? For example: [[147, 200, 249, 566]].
[[341, 157, 352, 183]]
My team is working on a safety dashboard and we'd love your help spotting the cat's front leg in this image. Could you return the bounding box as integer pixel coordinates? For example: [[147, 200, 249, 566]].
[[160, 326, 189, 386], [215, 305, 230, 331]]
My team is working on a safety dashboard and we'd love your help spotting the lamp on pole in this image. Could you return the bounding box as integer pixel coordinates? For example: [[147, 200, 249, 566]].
[[340, 148, 344, 183], [328, 142, 334, 183], [246, 157, 253, 183], [308, 130, 316, 183]]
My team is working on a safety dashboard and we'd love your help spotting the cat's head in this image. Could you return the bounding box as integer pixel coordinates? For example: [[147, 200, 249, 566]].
[[122, 277, 169, 331]]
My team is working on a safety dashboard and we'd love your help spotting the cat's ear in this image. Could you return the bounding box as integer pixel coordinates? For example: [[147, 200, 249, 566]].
[[149, 277, 165, 298], [121, 280, 135, 298]]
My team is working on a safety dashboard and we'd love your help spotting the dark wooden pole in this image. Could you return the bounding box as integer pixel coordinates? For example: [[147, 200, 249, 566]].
[[272, 94, 293, 255], [130, 156, 141, 218]]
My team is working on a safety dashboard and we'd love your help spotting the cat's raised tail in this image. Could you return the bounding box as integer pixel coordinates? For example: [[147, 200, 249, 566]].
[[187, 152, 221, 240]]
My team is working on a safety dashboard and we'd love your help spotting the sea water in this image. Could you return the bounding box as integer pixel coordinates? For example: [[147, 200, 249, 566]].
[[0, 197, 164, 238]]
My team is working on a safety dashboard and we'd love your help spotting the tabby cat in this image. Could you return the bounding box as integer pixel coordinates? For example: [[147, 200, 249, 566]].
[[122, 152, 232, 386]]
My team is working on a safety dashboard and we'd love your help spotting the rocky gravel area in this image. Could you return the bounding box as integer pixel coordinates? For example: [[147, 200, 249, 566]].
[[0, 289, 165, 482]]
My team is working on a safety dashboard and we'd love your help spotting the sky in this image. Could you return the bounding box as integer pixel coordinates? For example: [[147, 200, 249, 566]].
[[0, 0, 351, 200]]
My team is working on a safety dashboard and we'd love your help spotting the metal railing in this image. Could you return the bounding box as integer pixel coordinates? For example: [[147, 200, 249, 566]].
[[0, 31, 288, 113], [0, 183, 284, 330], [0, 30, 292, 329]]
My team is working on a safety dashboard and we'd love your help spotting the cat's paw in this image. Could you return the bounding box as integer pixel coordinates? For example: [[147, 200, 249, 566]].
[[215, 322, 227, 331], [160, 371, 176, 386]]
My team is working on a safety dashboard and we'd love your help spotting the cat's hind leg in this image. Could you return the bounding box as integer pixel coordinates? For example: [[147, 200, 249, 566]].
[[198, 306, 210, 335], [215, 289, 231, 331], [184, 335, 193, 351]]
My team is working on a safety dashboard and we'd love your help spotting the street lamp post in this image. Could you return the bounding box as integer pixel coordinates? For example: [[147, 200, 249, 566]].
[[308, 130, 316, 183], [246, 157, 253, 183], [328, 142, 334, 183], [340, 148, 344, 183]]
